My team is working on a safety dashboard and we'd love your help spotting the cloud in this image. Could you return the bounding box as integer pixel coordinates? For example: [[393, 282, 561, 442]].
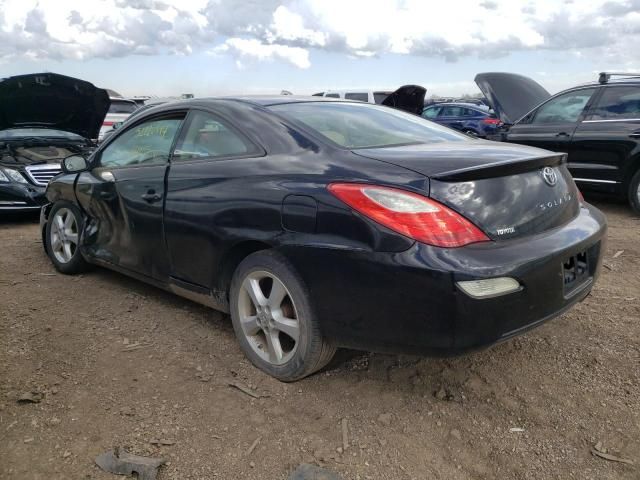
[[213, 37, 311, 68], [1, 0, 640, 69]]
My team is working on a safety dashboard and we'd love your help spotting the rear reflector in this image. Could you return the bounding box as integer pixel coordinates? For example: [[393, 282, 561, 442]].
[[457, 277, 521, 299], [328, 183, 490, 248]]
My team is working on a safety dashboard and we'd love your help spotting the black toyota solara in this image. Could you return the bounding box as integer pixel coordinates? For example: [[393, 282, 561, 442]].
[[41, 96, 607, 381]]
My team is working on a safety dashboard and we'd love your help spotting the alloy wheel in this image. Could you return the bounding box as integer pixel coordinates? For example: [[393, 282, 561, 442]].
[[50, 208, 79, 264], [237, 271, 300, 365]]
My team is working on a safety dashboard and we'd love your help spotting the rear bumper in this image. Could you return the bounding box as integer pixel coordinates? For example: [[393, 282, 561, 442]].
[[280, 203, 607, 355], [0, 184, 47, 212]]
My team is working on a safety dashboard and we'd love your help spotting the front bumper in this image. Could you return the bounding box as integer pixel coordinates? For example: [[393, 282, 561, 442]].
[[0, 183, 47, 212], [280, 203, 607, 355]]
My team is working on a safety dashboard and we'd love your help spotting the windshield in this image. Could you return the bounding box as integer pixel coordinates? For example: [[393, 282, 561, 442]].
[[270, 102, 468, 149], [109, 100, 137, 114], [0, 128, 84, 140]]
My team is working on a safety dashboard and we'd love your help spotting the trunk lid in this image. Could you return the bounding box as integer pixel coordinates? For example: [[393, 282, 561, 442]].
[[381, 84, 426, 115], [474, 72, 551, 125], [352, 141, 580, 240], [0, 73, 110, 139]]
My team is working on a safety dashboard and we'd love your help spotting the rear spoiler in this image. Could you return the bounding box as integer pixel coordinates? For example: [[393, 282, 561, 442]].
[[432, 153, 566, 182]]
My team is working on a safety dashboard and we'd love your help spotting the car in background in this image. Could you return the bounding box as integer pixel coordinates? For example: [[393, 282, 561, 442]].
[[100, 100, 169, 143], [99, 98, 138, 141], [41, 96, 605, 381], [314, 85, 426, 114], [315, 90, 393, 103], [475, 71, 640, 213], [421, 102, 502, 137], [0, 73, 108, 213], [453, 97, 489, 107]]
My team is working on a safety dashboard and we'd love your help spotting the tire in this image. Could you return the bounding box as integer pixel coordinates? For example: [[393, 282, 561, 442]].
[[462, 129, 478, 137], [629, 169, 640, 215], [229, 250, 336, 382], [45, 201, 90, 274]]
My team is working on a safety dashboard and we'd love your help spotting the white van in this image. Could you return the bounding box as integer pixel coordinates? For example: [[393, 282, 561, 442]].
[[318, 90, 394, 104]]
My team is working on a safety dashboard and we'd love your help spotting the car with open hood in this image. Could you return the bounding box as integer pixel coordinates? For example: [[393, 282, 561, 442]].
[[0, 73, 109, 213], [40, 96, 606, 381], [476, 71, 640, 213]]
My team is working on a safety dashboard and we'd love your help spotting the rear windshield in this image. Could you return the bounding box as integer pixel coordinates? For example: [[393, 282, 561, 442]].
[[108, 100, 137, 114], [270, 102, 467, 148]]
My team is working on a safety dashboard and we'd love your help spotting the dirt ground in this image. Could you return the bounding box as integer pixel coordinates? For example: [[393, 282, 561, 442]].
[[1, 198, 638, 480]]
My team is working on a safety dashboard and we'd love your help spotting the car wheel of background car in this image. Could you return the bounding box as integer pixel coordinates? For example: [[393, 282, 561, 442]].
[[45, 202, 90, 274], [629, 169, 640, 214], [229, 250, 336, 382], [462, 129, 478, 137]]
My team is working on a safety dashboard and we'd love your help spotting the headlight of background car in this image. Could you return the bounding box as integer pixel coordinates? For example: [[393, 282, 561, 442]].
[[0, 168, 28, 184]]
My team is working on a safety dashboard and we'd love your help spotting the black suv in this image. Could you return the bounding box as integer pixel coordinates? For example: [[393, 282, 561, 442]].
[[475, 72, 640, 213]]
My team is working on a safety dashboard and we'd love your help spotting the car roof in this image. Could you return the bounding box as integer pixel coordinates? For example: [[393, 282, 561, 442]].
[[560, 78, 640, 92], [224, 95, 355, 106], [425, 102, 488, 109], [123, 96, 358, 119]]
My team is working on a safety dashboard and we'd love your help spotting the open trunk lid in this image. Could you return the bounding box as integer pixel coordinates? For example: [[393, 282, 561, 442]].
[[381, 84, 426, 115], [353, 141, 580, 240], [0, 73, 110, 139], [474, 72, 551, 125]]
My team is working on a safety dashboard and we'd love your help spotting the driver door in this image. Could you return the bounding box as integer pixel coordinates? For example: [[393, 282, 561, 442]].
[[75, 113, 185, 281], [506, 88, 598, 154]]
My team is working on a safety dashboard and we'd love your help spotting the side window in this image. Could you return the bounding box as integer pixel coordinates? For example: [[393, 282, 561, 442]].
[[100, 116, 183, 167], [173, 111, 260, 161], [325, 93, 340, 98], [373, 92, 391, 104], [441, 106, 463, 117], [345, 92, 369, 102], [531, 88, 596, 124], [587, 86, 640, 120], [422, 107, 441, 119], [461, 108, 477, 117]]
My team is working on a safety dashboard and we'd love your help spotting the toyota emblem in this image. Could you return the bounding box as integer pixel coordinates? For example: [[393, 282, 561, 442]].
[[542, 167, 558, 186]]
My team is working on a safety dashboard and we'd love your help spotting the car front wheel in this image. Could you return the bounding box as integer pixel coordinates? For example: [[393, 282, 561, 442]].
[[629, 169, 640, 214], [45, 202, 89, 274], [229, 250, 336, 382]]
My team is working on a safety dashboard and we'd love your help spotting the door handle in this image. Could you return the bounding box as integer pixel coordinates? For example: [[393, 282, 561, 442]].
[[555, 132, 570, 137], [141, 190, 162, 203], [629, 132, 640, 138]]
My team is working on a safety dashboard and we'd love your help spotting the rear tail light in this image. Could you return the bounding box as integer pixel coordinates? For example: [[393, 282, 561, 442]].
[[328, 183, 489, 248], [103, 121, 115, 127], [481, 117, 502, 125]]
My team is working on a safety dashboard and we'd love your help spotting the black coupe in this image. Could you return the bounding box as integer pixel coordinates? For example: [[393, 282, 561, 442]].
[[41, 97, 607, 381]]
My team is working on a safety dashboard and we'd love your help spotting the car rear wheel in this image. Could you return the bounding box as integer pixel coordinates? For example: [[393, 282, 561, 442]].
[[629, 169, 640, 215], [229, 250, 336, 382], [45, 202, 89, 274], [462, 129, 478, 137]]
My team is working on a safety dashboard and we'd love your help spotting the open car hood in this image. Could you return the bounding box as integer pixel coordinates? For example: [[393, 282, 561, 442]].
[[381, 84, 426, 115], [0, 73, 110, 139], [474, 72, 551, 124]]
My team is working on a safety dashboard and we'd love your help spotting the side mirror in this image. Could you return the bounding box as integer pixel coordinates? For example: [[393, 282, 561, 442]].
[[61, 155, 88, 174]]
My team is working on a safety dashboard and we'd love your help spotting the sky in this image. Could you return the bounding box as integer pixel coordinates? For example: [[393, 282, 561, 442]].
[[1, 0, 640, 98]]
